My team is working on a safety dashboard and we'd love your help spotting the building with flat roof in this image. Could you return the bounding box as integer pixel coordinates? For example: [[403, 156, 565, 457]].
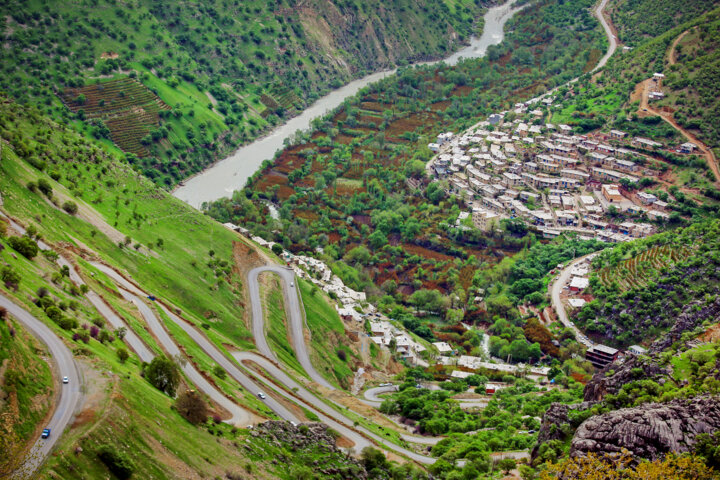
[[586, 344, 619, 369]]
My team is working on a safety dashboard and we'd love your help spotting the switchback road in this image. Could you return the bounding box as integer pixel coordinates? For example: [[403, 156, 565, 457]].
[[0, 295, 82, 480]]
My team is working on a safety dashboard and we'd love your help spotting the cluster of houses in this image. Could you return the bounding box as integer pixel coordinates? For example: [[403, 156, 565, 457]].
[[369, 320, 429, 367], [431, 340, 551, 381], [427, 105, 688, 243]]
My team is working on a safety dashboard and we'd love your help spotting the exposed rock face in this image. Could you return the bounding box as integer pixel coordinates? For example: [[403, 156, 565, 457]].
[[583, 354, 671, 402], [252, 421, 368, 479], [651, 297, 720, 353], [570, 396, 720, 460], [531, 402, 595, 460]]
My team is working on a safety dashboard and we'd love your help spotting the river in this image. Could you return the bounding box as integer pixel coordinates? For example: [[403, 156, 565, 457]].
[[173, 1, 523, 208]]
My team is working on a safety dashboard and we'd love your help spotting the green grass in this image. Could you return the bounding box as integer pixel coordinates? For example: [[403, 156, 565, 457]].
[[259, 273, 306, 379], [671, 343, 718, 381], [298, 279, 355, 388], [0, 315, 53, 474], [0, 100, 258, 355]]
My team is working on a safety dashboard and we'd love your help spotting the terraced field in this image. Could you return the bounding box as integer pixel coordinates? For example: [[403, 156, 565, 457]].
[[59, 77, 171, 157], [598, 244, 692, 290]]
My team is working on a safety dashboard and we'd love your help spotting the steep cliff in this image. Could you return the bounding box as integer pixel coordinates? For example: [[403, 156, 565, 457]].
[[570, 396, 720, 460]]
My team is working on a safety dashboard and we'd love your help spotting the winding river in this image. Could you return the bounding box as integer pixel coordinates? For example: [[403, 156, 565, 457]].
[[173, 1, 523, 208]]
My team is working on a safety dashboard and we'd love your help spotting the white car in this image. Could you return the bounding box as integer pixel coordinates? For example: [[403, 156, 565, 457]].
[[62, 376, 69, 384], [257, 392, 266, 400], [290, 282, 294, 287]]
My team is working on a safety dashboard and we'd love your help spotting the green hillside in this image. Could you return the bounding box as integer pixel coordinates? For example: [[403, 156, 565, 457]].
[[575, 220, 720, 347], [0, 0, 487, 186], [0, 315, 54, 476]]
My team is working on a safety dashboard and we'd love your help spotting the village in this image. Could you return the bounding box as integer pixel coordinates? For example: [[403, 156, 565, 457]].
[[427, 83, 695, 243]]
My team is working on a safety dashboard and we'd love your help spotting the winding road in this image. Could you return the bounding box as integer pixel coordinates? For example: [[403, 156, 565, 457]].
[[549, 253, 600, 348], [592, 0, 618, 73], [0, 295, 83, 480], [248, 266, 332, 389]]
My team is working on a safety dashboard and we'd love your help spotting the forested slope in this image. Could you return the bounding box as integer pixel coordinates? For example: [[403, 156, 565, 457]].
[[575, 220, 720, 347], [0, 0, 486, 185]]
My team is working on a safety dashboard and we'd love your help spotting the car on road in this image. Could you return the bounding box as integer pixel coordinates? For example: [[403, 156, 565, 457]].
[[41, 428, 51, 439], [257, 392, 266, 399], [62, 376, 69, 384], [290, 282, 294, 287]]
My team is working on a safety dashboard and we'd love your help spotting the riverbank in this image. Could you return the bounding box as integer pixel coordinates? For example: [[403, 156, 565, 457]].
[[173, 1, 523, 208]]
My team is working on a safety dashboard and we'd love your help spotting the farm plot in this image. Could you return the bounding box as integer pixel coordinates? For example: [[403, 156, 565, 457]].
[[59, 77, 171, 157], [598, 244, 692, 290]]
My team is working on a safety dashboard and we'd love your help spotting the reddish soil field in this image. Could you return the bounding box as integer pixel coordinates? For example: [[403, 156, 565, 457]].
[[402, 243, 454, 262], [451, 85, 474, 97], [429, 100, 451, 112]]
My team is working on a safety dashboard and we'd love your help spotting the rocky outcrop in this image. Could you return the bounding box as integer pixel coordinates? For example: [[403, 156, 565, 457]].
[[651, 297, 720, 353], [570, 395, 720, 460], [251, 421, 368, 479], [583, 354, 671, 402], [531, 402, 595, 460]]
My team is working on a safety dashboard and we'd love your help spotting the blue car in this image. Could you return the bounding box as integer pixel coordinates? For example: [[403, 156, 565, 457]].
[[41, 428, 51, 439]]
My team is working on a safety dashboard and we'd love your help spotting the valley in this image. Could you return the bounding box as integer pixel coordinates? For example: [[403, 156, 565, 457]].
[[1, 0, 720, 479]]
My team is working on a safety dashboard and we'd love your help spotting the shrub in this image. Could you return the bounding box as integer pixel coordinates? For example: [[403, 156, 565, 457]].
[[117, 348, 129, 363], [37, 178, 53, 196], [337, 349, 347, 361], [62, 201, 78, 215], [213, 365, 226, 380], [8, 236, 39, 259], [96, 444, 135, 479], [1, 266, 21, 290], [175, 390, 208, 425]]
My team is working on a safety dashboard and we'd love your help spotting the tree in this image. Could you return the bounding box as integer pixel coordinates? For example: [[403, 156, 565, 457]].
[[117, 347, 129, 364], [96, 445, 135, 480], [115, 327, 127, 340], [175, 390, 208, 425], [213, 365, 226, 380], [271, 243, 283, 256], [498, 458, 516, 474], [1, 265, 21, 290], [8, 236, 39, 259], [144, 355, 180, 396]]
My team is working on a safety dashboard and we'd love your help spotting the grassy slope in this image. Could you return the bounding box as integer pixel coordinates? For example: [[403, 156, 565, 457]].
[[298, 278, 356, 389], [0, 0, 486, 185], [574, 220, 720, 347], [0, 316, 53, 476], [259, 272, 306, 379]]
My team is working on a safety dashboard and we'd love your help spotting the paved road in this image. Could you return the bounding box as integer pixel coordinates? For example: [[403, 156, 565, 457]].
[[592, 0, 618, 72], [88, 262, 257, 426], [92, 262, 443, 461], [233, 351, 440, 461], [248, 266, 334, 389], [0, 295, 82, 480], [549, 254, 600, 348]]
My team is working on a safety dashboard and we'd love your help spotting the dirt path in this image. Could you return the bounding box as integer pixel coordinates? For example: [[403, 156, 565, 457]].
[[668, 29, 691, 65], [632, 30, 720, 185]]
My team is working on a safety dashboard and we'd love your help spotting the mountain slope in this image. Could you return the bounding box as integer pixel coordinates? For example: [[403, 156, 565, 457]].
[[0, 0, 487, 185]]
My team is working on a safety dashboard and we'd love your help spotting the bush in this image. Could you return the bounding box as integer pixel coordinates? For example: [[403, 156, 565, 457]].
[[37, 178, 53, 197], [8, 236, 39, 259], [62, 201, 78, 215], [117, 348, 129, 363], [1, 265, 21, 290], [213, 365, 226, 380], [96, 444, 135, 479], [175, 390, 208, 425]]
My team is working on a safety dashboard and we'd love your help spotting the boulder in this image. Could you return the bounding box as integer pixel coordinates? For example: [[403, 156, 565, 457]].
[[570, 395, 720, 460]]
